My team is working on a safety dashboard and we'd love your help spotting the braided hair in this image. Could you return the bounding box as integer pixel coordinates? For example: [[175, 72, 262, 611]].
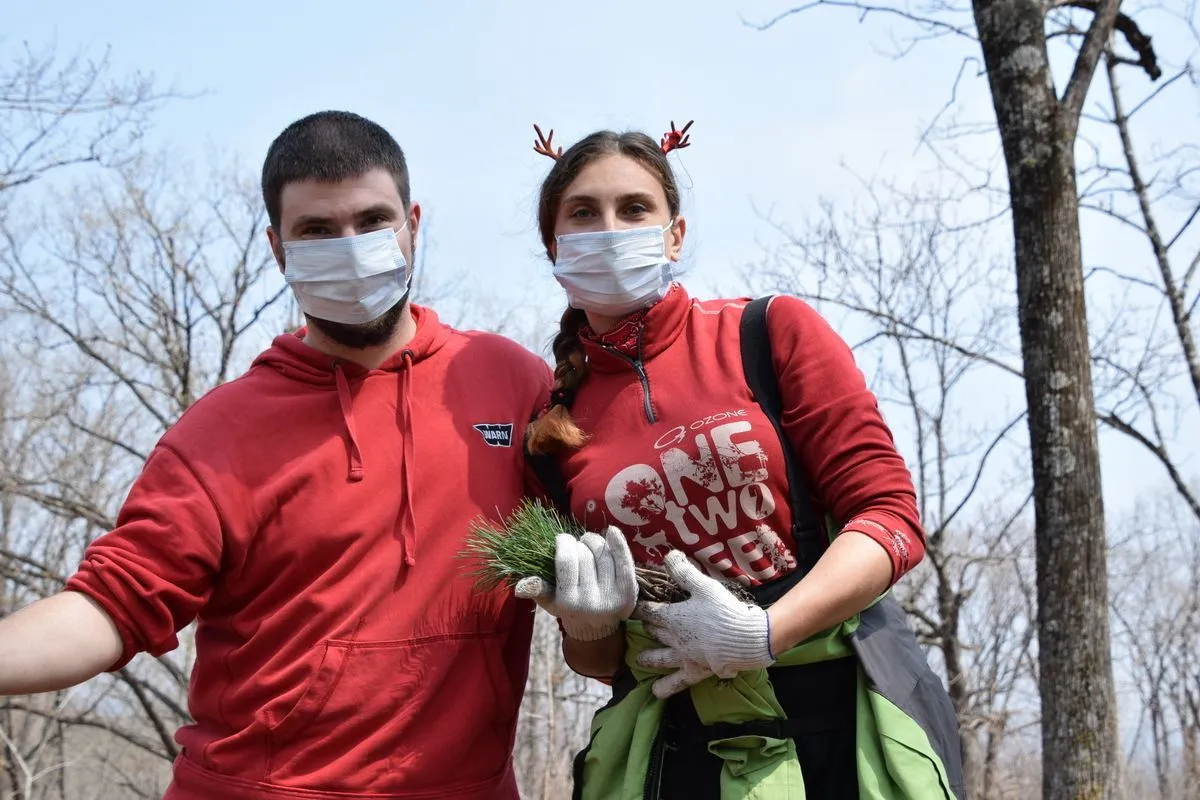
[[525, 129, 681, 455]]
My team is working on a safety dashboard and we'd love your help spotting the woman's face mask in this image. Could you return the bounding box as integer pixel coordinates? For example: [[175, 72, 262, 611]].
[[552, 222, 675, 317]]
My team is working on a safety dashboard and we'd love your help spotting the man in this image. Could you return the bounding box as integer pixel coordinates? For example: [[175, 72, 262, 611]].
[[0, 111, 551, 799]]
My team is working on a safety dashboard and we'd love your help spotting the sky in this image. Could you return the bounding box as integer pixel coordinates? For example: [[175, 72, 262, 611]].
[[7, 1, 1197, 515]]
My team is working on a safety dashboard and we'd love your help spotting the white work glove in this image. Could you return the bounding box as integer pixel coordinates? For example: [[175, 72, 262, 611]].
[[635, 550, 775, 698], [514, 526, 637, 641]]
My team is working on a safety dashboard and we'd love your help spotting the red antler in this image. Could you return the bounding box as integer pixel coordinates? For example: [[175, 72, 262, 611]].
[[660, 120, 693, 154], [533, 124, 562, 160]]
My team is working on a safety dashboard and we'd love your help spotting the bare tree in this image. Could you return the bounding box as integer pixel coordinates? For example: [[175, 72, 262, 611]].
[[1082, 45, 1200, 524], [746, 180, 1042, 798], [0, 42, 175, 197], [0, 153, 289, 797], [1109, 493, 1200, 799], [512, 613, 609, 800], [750, 4, 1182, 794]]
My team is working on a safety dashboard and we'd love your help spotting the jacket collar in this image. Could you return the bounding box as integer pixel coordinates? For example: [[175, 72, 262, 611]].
[[580, 283, 691, 373]]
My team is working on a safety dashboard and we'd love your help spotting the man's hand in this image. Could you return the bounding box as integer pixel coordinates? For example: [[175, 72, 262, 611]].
[[635, 551, 774, 694], [515, 526, 637, 641]]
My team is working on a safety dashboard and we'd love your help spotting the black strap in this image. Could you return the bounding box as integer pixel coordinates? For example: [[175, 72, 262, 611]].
[[739, 296, 827, 573]]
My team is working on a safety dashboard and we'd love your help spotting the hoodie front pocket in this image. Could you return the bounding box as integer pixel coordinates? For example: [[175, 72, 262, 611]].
[[266, 631, 518, 795], [267, 641, 350, 748]]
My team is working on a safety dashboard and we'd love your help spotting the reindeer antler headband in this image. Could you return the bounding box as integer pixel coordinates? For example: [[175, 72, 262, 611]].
[[533, 120, 694, 161]]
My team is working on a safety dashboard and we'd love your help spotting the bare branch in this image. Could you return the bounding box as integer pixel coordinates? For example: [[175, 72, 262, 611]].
[[1099, 411, 1200, 522], [744, 0, 977, 41], [0, 42, 182, 193], [1105, 52, 1200, 411], [1059, 0, 1123, 132], [1054, 1, 1162, 81], [0, 703, 173, 763]]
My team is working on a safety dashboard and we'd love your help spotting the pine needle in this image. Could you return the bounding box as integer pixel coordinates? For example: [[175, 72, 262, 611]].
[[462, 499, 750, 605], [462, 499, 577, 591]]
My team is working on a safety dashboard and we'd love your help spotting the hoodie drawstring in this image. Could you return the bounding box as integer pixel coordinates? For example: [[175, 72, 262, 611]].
[[398, 350, 417, 567], [333, 355, 417, 567], [334, 363, 365, 482]]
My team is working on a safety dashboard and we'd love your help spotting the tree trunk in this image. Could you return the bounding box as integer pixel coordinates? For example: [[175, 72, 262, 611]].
[[971, 0, 1123, 797], [937, 584, 975, 794]]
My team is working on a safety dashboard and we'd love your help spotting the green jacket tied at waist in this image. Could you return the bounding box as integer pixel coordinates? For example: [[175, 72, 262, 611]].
[[578, 614, 959, 800]]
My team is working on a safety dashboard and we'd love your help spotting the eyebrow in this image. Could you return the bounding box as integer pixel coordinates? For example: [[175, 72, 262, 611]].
[[562, 191, 658, 206], [355, 203, 400, 220], [288, 204, 399, 233], [289, 213, 334, 232]]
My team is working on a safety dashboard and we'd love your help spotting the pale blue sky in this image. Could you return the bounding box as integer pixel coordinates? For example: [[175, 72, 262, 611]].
[[10, 1, 980, 296], [9, 1, 1197, 512]]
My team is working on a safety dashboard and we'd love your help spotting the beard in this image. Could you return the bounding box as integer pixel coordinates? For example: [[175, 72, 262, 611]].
[[307, 292, 410, 349]]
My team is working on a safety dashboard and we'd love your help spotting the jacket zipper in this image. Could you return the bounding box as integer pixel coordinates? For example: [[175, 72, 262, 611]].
[[599, 331, 657, 424], [642, 727, 667, 799]]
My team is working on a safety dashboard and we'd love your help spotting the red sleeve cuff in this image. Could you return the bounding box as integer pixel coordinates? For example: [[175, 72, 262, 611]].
[[840, 516, 924, 585], [64, 577, 142, 671]]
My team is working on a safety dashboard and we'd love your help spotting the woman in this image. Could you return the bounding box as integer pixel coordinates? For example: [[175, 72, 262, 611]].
[[517, 123, 964, 799]]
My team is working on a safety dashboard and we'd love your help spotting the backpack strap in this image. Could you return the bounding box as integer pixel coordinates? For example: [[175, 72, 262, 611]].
[[739, 296, 827, 575]]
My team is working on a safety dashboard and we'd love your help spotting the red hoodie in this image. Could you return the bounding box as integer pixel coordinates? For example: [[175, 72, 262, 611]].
[[65, 306, 552, 800], [557, 286, 924, 587]]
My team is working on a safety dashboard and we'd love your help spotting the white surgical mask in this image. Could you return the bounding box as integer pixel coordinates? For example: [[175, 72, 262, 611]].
[[283, 223, 410, 325], [552, 223, 675, 316]]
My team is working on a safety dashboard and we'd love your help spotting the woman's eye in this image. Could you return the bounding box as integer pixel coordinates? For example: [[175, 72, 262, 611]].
[[569, 207, 593, 218], [625, 204, 649, 216]]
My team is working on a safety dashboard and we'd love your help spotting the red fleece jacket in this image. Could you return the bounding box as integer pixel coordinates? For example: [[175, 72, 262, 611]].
[[66, 306, 551, 800], [558, 287, 924, 586]]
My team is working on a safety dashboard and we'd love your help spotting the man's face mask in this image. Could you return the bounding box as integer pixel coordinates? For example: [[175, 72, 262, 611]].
[[282, 222, 410, 325], [552, 222, 675, 317]]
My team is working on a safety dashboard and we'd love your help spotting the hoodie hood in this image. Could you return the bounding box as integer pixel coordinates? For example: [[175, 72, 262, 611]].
[[250, 304, 451, 567], [252, 304, 452, 383]]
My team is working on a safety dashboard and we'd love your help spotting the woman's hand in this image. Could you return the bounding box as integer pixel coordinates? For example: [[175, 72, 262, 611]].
[[635, 551, 774, 697], [515, 526, 637, 641]]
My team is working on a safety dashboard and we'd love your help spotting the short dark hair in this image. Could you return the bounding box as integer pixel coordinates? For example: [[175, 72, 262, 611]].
[[261, 110, 411, 229]]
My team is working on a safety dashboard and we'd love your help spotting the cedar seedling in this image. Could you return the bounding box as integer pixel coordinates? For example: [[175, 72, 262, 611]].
[[463, 499, 690, 602], [463, 498, 566, 592]]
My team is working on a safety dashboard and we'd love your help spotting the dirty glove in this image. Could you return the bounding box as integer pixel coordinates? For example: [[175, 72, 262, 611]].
[[515, 526, 637, 641], [643, 659, 716, 700], [635, 550, 774, 695]]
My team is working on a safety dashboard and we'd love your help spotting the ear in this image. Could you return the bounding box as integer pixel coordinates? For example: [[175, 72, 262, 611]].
[[548, 240, 557, 263], [407, 202, 422, 242], [266, 227, 285, 273], [405, 202, 422, 260], [668, 216, 687, 262]]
